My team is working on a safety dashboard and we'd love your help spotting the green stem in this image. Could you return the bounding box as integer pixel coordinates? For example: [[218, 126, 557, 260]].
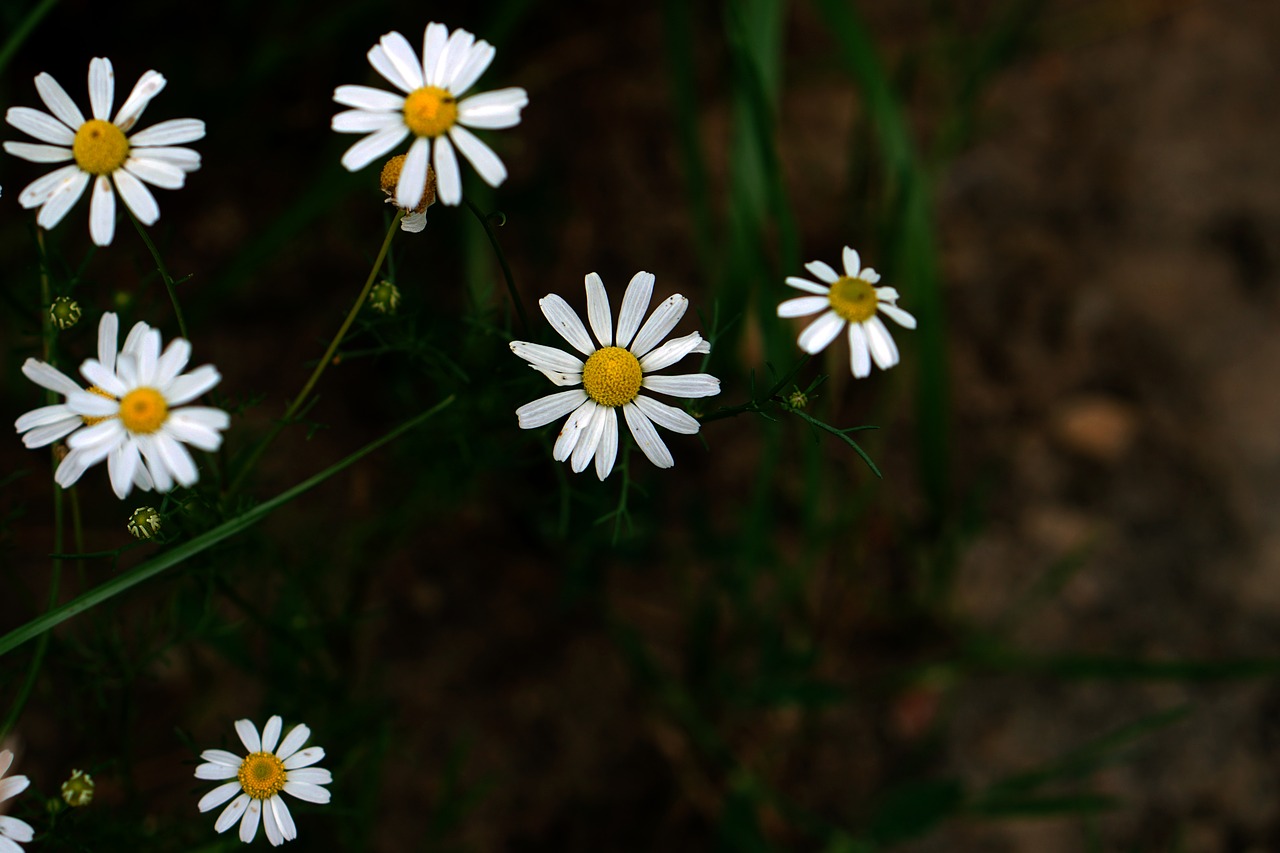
[[463, 199, 528, 332], [128, 208, 189, 340], [228, 213, 402, 495], [699, 355, 809, 423]]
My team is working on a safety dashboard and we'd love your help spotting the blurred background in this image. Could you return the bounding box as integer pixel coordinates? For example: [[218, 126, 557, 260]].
[[2, 0, 1279, 850]]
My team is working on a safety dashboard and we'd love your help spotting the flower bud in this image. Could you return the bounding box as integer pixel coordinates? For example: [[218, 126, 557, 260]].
[[127, 506, 162, 540], [49, 296, 82, 330], [368, 280, 402, 315], [61, 768, 95, 807]]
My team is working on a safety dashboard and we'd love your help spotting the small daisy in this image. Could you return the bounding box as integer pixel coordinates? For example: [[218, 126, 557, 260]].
[[333, 23, 528, 209], [4, 57, 204, 246], [0, 749, 35, 852], [15, 313, 156, 494], [379, 153, 435, 232], [195, 716, 332, 847], [510, 271, 720, 480], [60, 323, 228, 498], [777, 246, 917, 378]]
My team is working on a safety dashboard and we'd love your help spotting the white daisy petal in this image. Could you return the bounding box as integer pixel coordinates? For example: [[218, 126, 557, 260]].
[[584, 273, 613, 347], [88, 175, 117, 246], [154, 433, 198, 488], [570, 403, 607, 474], [456, 87, 528, 130], [848, 322, 872, 378], [842, 246, 862, 278], [194, 763, 238, 781], [340, 124, 410, 171], [333, 84, 405, 111], [2, 142, 71, 163], [201, 749, 244, 768], [367, 44, 414, 93], [449, 41, 496, 95], [0, 817, 34, 844], [616, 271, 654, 349], [7, 106, 77, 145], [36, 170, 90, 229], [804, 260, 840, 283], [108, 440, 142, 499], [261, 798, 284, 846], [874, 285, 900, 303], [401, 211, 427, 232], [638, 332, 706, 372], [281, 747, 325, 770], [34, 72, 85, 128], [129, 118, 205, 147], [238, 798, 261, 843], [796, 310, 845, 355], [630, 295, 688, 358], [862, 268, 881, 284], [593, 406, 619, 480], [784, 276, 831, 295], [124, 156, 185, 189], [447, 125, 507, 187], [214, 793, 250, 830], [282, 781, 331, 804], [113, 170, 160, 227], [516, 389, 588, 429], [864, 315, 900, 369], [15, 404, 75, 433], [622, 403, 674, 468], [381, 31, 425, 91], [878, 301, 917, 329], [15, 162, 81, 207], [633, 394, 703, 436], [22, 358, 83, 396], [132, 145, 200, 171], [163, 365, 221, 405], [88, 57, 114, 120], [53, 449, 95, 489], [432, 133, 462, 205], [777, 295, 829, 318], [197, 779, 242, 809], [433, 28, 475, 89], [284, 768, 332, 786], [420, 23, 450, 86], [136, 435, 173, 492], [331, 108, 402, 134], [396, 136, 431, 210], [537, 294, 595, 356], [553, 400, 597, 462], [235, 719, 262, 754], [112, 70, 166, 132], [76, 360, 128, 398], [508, 342, 585, 377], [271, 795, 297, 842], [20, 419, 82, 449], [641, 373, 720, 399], [261, 716, 283, 754]]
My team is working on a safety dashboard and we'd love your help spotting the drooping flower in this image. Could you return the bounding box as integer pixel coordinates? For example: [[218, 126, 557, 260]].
[[60, 322, 228, 498], [333, 23, 527, 209], [3, 58, 204, 246], [195, 716, 332, 847], [510, 271, 720, 479], [379, 154, 434, 232], [0, 749, 34, 851], [777, 246, 917, 378]]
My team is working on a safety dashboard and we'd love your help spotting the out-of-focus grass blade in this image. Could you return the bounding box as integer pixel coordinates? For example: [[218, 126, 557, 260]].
[[0, 397, 454, 657], [811, 0, 950, 517], [976, 651, 1280, 681], [0, 0, 58, 78], [968, 793, 1118, 817], [868, 777, 963, 844]]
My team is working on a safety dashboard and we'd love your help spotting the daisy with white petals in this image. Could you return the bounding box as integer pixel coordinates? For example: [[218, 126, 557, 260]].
[[59, 322, 228, 499], [333, 22, 528, 209], [777, 246, 917, 378], [0, 749, 35, 852], [196, 716, 332, 847], [3, 58, 204, 246], [511, 271, 720, 480]]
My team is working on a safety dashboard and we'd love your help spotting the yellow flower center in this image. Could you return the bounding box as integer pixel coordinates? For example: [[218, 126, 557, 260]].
[[81, 385, 117, 426], [237, 752, 287, 800], [827, 276, 879, 324], [581, 346, 643, 408], [403, 86, 458, 138], [72, 119, 129, 175], [379, 154, 437, 213], [118, 388, 168, 434]]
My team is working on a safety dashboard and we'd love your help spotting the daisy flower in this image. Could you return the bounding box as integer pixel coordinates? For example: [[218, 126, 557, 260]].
[[60, 323, 228, 498], [15, 313, 156, 495], [0, 749, 34, 852], [777, 245, 917, 378], [3, 57, 204, 246], [510, 271, 720, 480], [333, 23, 528, 209], [195, 716, 332, 847], [379, 153, 435, 233]]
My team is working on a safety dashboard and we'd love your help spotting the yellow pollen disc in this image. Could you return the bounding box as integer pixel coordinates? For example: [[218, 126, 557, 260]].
[[81, 385, 117, 426], [581, 346, 643, 408], [827, 276, 879, 324], [379, 154, 437, 213], [72, 119, 129, 175], [403, 86, 458, 137], [118, 387, 168, 434], [237, 752, 287, 800]]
